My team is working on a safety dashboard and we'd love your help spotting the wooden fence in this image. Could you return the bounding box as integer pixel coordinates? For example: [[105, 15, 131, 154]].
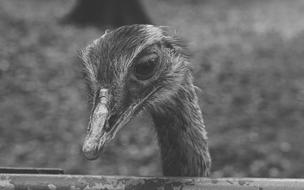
[[1, 174, 304, 190]]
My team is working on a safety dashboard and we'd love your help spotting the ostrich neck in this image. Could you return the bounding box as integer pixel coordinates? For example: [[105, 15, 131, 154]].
[[150, 84, 211, 177]]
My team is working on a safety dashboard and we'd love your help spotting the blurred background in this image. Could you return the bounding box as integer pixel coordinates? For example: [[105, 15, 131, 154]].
[[1, 0, 304, 178]]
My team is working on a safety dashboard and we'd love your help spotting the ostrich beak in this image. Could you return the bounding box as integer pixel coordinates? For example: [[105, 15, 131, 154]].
[[82, 86, 161, 160], [82, 89, 109, 160]]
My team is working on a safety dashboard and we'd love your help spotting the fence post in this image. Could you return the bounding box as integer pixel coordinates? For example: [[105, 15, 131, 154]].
[[1, 174, 304, 190]]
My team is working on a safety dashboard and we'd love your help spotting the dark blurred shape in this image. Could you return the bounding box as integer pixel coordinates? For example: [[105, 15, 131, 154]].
[[0, 167, 64, 174], [62, 0, 152, 28]]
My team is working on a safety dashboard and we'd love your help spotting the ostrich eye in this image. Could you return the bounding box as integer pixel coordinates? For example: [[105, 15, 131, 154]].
[[133, 54, 158, 80]]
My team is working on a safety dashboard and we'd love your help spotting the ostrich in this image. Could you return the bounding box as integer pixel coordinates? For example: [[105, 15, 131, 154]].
[[81, 25, 211, 177]]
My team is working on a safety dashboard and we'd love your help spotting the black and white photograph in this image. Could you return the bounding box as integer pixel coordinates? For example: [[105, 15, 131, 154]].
[[1, 0, 304, 189]]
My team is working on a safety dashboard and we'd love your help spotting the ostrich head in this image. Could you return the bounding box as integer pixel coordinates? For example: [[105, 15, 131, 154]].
[[81, 25, 192, 160]]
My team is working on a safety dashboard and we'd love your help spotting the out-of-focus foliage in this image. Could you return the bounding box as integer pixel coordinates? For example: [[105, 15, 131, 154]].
[[1, 0, 304, 177]]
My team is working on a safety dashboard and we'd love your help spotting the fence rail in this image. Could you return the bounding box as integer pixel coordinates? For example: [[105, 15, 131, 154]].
[[1, 174, 304, 190]]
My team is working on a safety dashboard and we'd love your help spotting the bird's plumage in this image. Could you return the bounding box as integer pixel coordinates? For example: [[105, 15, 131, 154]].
[[81, 24, 211, 176]]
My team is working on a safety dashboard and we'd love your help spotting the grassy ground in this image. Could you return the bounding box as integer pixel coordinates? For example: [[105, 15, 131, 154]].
[[1, 0, 304, 177]]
